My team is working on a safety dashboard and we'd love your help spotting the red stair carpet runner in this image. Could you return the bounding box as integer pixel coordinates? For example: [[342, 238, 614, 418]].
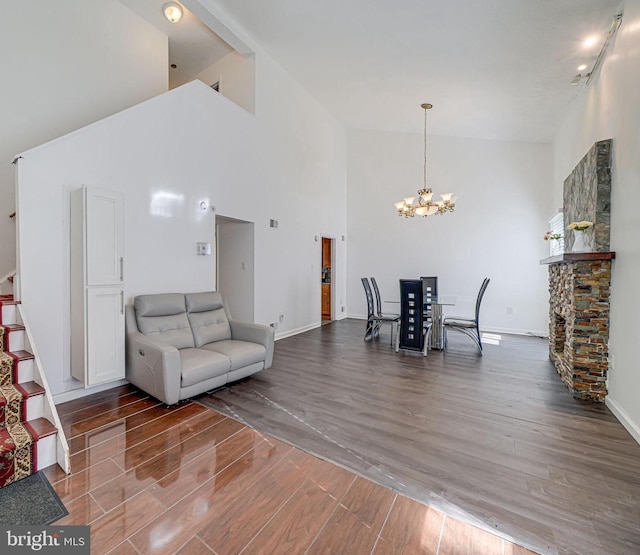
[[0, 315, 36, 488]]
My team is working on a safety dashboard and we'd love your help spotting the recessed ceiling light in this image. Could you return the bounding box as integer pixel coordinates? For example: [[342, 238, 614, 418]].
[[163, 2, 183, 23], [583, 36, 598, 48], [577, 64, 588, 71]]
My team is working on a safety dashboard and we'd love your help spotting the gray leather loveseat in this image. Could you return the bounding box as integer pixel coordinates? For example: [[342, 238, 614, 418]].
[[125, 291, 274, 405]]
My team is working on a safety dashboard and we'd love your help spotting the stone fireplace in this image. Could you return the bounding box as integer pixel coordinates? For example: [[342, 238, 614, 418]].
[[545, 254, 613, 401], [542, 139, 614, 402]]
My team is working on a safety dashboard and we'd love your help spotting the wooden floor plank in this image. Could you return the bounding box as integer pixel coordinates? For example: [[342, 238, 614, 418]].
[[199, 449, 351, 555], [149, 427, 265, 508], [373, 495, 444, 555], [128, 438, 294, 554], [307, 477, 395, 555], [91, 416, 243, 512], [439, 515, 503, 555]]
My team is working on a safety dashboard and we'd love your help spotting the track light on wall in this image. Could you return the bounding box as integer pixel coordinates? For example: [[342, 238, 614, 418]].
[[163, 2, 183, 23]]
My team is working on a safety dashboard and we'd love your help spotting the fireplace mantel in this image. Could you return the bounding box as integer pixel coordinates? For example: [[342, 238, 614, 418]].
[[540, 252, 616, 265], [543, 253, 614, 402]]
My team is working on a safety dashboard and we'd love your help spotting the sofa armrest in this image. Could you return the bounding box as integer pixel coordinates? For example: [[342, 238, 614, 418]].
[[229, 321, 275, 369], [126, 332, 182, 405]]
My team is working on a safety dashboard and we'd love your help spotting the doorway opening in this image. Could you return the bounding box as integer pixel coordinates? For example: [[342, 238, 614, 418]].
[[321, 237, 335, 324], [216, 215, 255, 322]]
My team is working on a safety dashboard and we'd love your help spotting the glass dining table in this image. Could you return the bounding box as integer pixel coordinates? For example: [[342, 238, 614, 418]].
[[385, 294, 457, 350]]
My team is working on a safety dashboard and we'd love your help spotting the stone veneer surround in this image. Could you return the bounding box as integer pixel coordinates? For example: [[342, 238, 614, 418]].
[[545, 255, 613, 401], [563, 139, 612, 252]]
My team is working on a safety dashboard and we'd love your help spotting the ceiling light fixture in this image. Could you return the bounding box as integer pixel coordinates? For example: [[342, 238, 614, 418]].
[[570, 12, 623, 86], [571, 74, 585, 86], [163, 2, 183, 23], [394, 104, 456, 218]]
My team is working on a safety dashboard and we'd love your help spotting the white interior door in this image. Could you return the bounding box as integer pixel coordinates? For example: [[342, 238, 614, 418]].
[[216, 216, 255, 322]]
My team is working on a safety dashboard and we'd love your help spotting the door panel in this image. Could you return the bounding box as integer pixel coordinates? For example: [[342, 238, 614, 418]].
[[86, 188, 124, 286]]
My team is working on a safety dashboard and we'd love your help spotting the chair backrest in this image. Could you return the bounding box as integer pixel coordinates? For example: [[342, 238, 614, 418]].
[[185, 291, 232, 347], [369, 277, 383, 316], [420, 276, 438, 311], [399, 279, 423, 350], [134, 293, 194, 349], [361, 278, 375, 319], [475, 278, 491, 324]]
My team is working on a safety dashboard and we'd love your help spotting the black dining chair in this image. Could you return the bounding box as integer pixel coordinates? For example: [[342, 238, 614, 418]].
[[443, 277, 490, 355], [397, 279, 433, 356], [370, 277, 400, 320], [361, 278, 400, 345], [420, 276, 438, 321]]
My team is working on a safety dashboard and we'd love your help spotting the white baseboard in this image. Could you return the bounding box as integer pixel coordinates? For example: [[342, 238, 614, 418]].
[[605, 397, 640, 446], [275, 322, 320, 341], [482, 326, 548, 338], [274, 314, 349, 341], [53, 379, 128, 405], [348, 314, 367, 320]]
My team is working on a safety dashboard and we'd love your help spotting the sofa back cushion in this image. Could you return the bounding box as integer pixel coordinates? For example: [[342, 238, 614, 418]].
[[134, 293, 194, 349], [185, 291, 231, 347]]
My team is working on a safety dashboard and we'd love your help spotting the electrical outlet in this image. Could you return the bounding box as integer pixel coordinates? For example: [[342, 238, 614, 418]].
[[279, 312, 285, 323], [506, 306, 514, 315], [609, 353, 615, 370], [341, 306, 345, 312]]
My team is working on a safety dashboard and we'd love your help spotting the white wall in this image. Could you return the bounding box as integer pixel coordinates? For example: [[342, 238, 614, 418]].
[[0, 0, 168, 282], [554, 0, 640, 442], [18, 60, 346, 398], [193, 51, 256, 114], [347, 129, 553, 335]]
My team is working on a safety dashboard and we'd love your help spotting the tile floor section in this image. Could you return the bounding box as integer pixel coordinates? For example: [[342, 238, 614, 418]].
[[44, 387, 537, 554]]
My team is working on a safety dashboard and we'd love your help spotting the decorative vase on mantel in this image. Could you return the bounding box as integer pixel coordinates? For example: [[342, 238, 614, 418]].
[[572, 230, 590, 253]]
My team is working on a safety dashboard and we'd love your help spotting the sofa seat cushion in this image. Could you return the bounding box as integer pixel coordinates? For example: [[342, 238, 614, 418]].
[[179, 348, 230, 388], [201, 340, 266, 371]]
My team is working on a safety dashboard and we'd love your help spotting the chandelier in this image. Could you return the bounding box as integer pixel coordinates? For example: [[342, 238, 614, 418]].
[[394, 103, 456, 217]]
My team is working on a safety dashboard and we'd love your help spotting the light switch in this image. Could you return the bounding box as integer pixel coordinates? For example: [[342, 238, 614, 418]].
[[196, 242, 212, 255]]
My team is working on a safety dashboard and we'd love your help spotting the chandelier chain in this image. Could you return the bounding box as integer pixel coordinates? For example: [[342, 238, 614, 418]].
[[423, 106, 428, 189]]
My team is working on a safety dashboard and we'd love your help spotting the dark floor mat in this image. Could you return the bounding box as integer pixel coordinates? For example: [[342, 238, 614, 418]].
[[0, 471, 68, 525]]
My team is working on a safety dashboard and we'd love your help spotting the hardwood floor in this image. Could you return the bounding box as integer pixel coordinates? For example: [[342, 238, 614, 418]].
[[197, 319, 640, 555], [47, 387, 536, 554]]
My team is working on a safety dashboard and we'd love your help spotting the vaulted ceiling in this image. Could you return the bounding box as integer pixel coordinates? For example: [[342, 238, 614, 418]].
[[124, 0, 623, 143]]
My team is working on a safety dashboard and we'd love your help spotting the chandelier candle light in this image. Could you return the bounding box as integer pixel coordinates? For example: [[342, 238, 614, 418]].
[[394, 103, 457, 217]]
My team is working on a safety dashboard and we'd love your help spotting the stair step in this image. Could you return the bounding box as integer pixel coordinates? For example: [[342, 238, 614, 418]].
[[9, 350, 34, 361], [0, 418, 58, 485], [8, 350, 35, 383], [1, 324, 25, 352], [0, 381, 46, 425], [0, 299, 18, 326], [27, 417, 57, 439], [29, 418, 58, 470], [19, 380, 45, 398]]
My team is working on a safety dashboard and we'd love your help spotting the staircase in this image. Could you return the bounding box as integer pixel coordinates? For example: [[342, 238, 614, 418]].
[[0, 294, 69, 488]]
